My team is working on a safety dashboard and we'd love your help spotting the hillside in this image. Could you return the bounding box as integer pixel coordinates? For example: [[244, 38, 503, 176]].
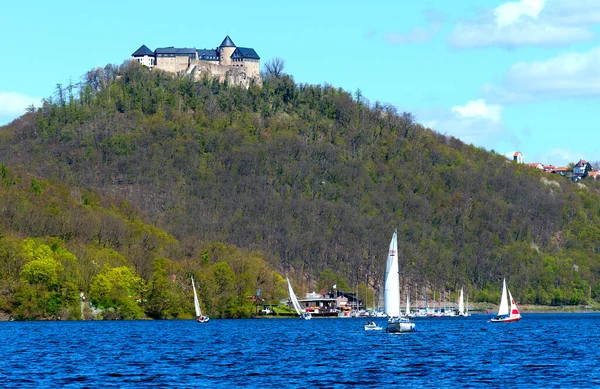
[[0, 165, 285, 320], [2, 61, 600, 308]]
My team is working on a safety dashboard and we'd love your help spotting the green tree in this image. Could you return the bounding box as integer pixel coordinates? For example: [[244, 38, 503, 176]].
[[211, 261, 235, 317], [145, 258, 186, 319], [89, 265, 145, 319], [316, 269, 349, 294]]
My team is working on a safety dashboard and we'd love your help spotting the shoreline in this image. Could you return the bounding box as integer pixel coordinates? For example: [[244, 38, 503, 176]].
[[465, 303, 599, 315], [2, 306, 599, 322]]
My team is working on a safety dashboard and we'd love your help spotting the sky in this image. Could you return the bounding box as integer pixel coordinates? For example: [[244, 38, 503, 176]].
[[1, 0, 599, 166]]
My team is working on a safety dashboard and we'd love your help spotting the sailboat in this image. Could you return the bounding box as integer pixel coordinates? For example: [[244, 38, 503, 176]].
[[489, 278, 521, 323], [287, 278, 311, 320], [364, 320, 383, 330], [457, 287, 469, 317], [191, 276, 209, 323], [384, 229, 415, 333]]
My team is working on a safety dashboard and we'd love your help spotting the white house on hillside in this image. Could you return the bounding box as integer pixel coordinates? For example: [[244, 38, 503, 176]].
[[525, 162, 544, 170], [513, 151, 524, 164], [574, 159, 589, 175]]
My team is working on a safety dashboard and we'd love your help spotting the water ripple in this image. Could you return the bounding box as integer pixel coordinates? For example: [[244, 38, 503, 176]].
[[1, 314, 600, 388]]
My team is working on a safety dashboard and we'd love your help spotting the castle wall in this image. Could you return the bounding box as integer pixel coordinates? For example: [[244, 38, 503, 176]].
[[155, 55, 190, 73], [244, 60, 260, 79], [192, 62, 262, 88], [228, 60, 259, 78]]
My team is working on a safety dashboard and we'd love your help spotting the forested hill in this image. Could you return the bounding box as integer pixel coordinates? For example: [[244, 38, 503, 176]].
[[0, 165, 286, 320], [2, 61, 600, 307]]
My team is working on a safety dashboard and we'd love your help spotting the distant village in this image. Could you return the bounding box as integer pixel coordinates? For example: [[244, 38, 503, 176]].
[[512, 152, 599, 181]]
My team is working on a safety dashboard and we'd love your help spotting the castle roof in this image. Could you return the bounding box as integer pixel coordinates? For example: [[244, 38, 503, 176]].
[[197, 49, 219, 61], [132, 45, 154, 57], [219, 35, 236, 48], [231, 47, 260, 60], [155, 47, 197, 55]]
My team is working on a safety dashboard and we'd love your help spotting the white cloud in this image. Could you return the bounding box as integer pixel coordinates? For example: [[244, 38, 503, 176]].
[[495, 0, 545, 27], [479, 83, 535, 104], [535, 148, 591, 166], [451, 99, 503, 122], [482, 46, 600, 102], [418, 104, 585, 167], [541, 0, 600, 25], [384, 9, 446, 45], [449, 20, 591, 49], [448, 0, 599, 49], [416, 104, 514, 150], [0, 92, 42, 117], [384, 27, 437, 45], [507, 47, 600, 96]]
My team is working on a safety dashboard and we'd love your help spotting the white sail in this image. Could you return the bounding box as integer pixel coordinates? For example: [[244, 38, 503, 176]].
[[489, 278, 520, 323], [458, 288, 465, 315], [508, 290, 521, 320], [192, 276, 202, 318], [384, 230, 400, 317], [406, 292, 410, 316], [287, 278, 303, 316], [497, 278, 509, 316]]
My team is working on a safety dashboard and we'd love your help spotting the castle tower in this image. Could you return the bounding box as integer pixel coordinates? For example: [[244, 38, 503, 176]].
[[131, 45, 155, 68], [218, 35, 236, 66], [513, 151, 523, 164]]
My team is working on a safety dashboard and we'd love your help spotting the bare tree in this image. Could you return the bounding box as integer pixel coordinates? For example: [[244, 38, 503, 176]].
[[264, 57, 285, 78]]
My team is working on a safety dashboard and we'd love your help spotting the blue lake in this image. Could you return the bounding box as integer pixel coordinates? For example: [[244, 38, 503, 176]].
[[1, 313, 599, 388]]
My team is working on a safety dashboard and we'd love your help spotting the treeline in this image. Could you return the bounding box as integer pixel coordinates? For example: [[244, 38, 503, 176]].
[[1, 61, 600, 307], [0, 165, 287, 319]]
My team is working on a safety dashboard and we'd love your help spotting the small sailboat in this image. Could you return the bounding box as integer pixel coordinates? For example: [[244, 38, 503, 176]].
[[364, 320, 382, 330], [457, 287, 469, 317], [192, 276, 209, 323], [287, 278, 311, 320], [384, 229, 415, 333], [489, 278, 521, 323]]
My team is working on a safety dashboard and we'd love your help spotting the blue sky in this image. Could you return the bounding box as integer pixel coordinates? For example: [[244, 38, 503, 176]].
[[1, 0, 599, 166]]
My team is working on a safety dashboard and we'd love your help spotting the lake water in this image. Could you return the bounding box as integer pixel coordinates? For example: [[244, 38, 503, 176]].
[[1, 313, 599, 388]]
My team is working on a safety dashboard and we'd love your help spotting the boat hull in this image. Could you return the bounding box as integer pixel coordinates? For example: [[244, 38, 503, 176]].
[[386, 321, 416, 333], [300, 313, 312, 320], [489, 316, 520, 323]]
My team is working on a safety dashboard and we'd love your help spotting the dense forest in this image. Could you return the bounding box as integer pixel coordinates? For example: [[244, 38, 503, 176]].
[[0, 166, 287, 320], [1, 60, 600, 319]]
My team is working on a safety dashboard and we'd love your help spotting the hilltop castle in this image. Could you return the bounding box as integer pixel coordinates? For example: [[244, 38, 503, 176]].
[[131, 35, 261, 87]]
